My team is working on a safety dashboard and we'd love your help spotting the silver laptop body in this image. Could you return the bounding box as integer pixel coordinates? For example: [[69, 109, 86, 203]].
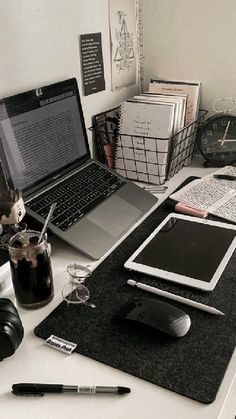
[[0, 78, 157, 259]]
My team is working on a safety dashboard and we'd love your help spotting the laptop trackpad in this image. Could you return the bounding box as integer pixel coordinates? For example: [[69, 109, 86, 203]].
[[87, 195, 142, 237]]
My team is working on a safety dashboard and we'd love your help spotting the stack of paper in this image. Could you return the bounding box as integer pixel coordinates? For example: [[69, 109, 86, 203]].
[[149, 78, 202, 168], [149, 78, 201, 125], [114, 80, 201, 185], [133, 93, 187, 134]]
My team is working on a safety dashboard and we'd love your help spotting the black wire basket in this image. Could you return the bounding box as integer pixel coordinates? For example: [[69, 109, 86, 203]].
[[91, 108, 207, 185]]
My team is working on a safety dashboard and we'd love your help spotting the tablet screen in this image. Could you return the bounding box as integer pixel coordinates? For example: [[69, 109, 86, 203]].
[[124, 214, 236, 291]]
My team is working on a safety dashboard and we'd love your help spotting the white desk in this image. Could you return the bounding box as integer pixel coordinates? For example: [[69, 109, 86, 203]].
[[1, 156, 235, 419]]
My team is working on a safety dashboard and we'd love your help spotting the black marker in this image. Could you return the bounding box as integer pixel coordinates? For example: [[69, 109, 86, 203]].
[[12, 383, 131, 397], [213, 174, 236, 181]]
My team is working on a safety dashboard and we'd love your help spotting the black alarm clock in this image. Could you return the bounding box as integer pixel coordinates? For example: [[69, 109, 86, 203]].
[[197, 99, 236, 167], [197, 97, 236, 167]]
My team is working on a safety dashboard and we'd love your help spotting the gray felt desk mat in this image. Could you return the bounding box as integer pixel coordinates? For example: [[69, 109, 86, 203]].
[[34, 178, 236, 404]]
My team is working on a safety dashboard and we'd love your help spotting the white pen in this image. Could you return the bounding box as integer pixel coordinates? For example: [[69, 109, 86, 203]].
[[143, 186, 167, 194], [127, 279, 225, 316], [143, 185, 167, 190]]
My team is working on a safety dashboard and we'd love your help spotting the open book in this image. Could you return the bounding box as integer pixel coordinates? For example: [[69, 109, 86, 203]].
[[170, 166, 236, 224]]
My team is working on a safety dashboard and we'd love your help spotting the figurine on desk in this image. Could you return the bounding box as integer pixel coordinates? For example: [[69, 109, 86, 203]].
[[0, 189, 26, 251], [0, 189, 25, 232]]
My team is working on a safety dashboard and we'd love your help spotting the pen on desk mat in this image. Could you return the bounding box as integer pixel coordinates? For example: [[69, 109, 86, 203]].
[[213, 174, 236, 181], [144, 185, 167, 190], [143, 186, 167, 193], [127, 280, 225, 316], [12, 383, 131, 396]]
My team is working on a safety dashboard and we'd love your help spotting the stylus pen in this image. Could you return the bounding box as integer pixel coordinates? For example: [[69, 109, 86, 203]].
[[12, 383, 131, 397], [127, 280, 225, 316]]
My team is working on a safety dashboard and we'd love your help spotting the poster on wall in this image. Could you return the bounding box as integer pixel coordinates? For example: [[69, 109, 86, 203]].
[[109, 0, 137, 90], [80, 32, 105, 96]]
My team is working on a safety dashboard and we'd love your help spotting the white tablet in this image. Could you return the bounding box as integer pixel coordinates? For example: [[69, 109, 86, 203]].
[[124, 213, 236, 291]]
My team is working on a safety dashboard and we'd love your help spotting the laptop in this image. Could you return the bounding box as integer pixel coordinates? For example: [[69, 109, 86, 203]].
[[0, 78, 157, 260]]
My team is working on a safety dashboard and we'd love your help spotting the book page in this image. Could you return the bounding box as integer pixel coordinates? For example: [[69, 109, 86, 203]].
[[119, 100, 175, 139], [211, 194, 236, 222]]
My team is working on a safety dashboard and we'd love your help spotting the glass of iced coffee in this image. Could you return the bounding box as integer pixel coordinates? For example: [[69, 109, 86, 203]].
[[8, 230, 54, 309]]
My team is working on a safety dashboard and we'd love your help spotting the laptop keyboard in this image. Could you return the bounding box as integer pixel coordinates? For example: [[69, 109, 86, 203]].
[[26, 162, 126, 231]]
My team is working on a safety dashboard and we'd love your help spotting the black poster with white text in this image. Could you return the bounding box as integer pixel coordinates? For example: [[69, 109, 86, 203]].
[[80, 33, 105, 96]]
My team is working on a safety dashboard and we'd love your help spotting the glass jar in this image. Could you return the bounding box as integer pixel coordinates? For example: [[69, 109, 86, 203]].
[[8, 230, 54, 309]]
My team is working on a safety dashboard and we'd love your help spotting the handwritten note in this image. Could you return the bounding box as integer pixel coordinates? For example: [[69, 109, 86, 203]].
[[80, 33, 105, 96], [119, 100, 174, 139]]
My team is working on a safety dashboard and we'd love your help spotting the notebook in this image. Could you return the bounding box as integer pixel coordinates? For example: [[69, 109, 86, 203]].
[[132, 93, 187, 134], [0, 78, 157, 260], [114, 99, 174, 184]]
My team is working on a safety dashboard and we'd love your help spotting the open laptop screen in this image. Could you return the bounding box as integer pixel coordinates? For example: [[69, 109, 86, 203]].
[[0, 78, 90, 194]]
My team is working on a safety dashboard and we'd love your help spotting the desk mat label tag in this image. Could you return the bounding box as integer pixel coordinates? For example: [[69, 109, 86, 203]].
[[45, 334, 77, 354]]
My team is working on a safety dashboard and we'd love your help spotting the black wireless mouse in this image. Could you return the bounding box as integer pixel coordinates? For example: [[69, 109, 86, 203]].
[[117, 297, 191, 338]]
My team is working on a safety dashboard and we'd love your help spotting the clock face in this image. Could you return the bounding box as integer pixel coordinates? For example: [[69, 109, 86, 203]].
[[199, 114, 236, 164]]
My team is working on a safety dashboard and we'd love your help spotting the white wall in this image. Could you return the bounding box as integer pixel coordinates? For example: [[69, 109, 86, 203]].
[[142, 0, 236, 116], [1, 0, 236, 143], [0, 0, 138, 153]]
